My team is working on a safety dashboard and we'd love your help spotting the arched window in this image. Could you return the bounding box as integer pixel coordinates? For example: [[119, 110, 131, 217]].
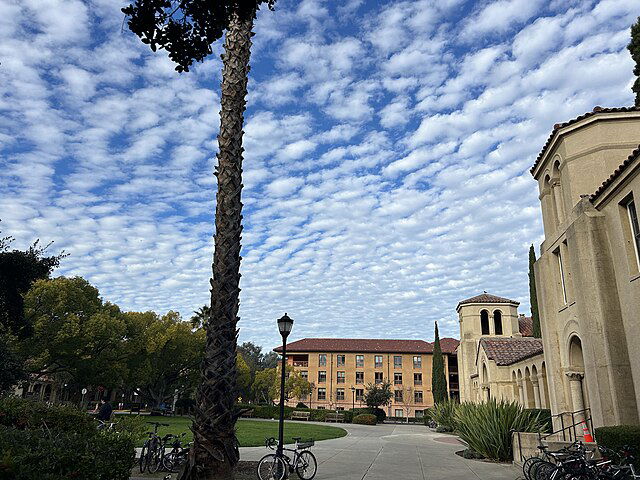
[[481, 310, 490, 335], [493, 310, 503, 335]]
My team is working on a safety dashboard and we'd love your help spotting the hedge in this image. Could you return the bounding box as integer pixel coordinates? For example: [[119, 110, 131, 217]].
[[0, 397, 139, 480], [595, 425, 640, 468], [353, 414, 377, 425], [235, 403, 385, 423]]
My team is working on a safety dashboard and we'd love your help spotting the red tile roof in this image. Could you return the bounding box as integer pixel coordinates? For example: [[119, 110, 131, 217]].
[[590, 145, 640, 203], [518, 316, 533, 337], [457, 293, 519, 310], [480, 337, 543, 366], [275, 337, 460, 354], [530, 106, 640, 176]]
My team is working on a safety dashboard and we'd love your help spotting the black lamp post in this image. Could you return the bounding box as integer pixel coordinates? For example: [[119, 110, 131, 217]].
[[277, 313, 293, 457], [350, 386, 355, 410]]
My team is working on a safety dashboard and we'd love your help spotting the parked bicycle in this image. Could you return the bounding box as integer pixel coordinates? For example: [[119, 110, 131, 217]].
[[139, 421, 170, 474], [163, 432, 190, 473], [257, 437, 317, 480]]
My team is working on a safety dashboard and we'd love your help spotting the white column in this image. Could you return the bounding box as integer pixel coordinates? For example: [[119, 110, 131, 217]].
[[566, 372, 586, 425], [517, 380, 525, 406], [532, 378, 541, 409], [537, 373, 548, 409]]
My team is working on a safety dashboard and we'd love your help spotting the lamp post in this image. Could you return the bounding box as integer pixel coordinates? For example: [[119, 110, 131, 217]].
[[277, 313, 294, 458], [350, 386, 355, 410]]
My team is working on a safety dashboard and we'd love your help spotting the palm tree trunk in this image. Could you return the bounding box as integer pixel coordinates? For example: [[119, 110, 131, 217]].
[[178, 10, 254, 480]]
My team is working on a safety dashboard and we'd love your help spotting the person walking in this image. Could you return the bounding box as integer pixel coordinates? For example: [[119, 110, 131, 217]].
[[94, 398, 113, 422]]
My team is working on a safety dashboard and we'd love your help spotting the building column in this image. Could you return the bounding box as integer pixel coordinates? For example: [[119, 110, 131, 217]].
[[517, 380, 525, 406], [531, 378, 541, 409], [537, 373, 548, 409], [482, 385, 490, 402], [566, 372, 585, 424]]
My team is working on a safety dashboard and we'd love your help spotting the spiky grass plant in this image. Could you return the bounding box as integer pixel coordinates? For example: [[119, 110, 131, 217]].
[[429, 399, 459, 432], [454, 399, 545, 461]]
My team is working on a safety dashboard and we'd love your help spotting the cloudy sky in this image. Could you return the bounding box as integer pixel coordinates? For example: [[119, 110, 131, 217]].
[[0, 0, 637, 349]]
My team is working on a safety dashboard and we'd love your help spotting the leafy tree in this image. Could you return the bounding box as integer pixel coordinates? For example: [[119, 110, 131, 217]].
[[121, 2, 276, 477], [236, 354, 252, 402], [0, 225, 64, 338], [252, 368, 277, 404], [190, 305, 210, 329], [432, 321, 448, 404], [237, 341, 262, 372], [21, 277, 127, 389], [529, 245, 542, 338], [364, 381, 393, 410], [270, 365, 311, 403], [0, 334, 26, 391], [260, 351, 279, 369], [629, 17, 640, 106]]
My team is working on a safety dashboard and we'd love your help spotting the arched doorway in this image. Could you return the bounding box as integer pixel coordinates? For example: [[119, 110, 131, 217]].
[[567, 336, 588, 415], [482, 363, 490, 401]]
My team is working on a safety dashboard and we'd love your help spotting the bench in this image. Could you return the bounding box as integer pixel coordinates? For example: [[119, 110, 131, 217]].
[[240, 409, 254, 418], [291, 411, 311, 421], [325, 413, 345, 423]]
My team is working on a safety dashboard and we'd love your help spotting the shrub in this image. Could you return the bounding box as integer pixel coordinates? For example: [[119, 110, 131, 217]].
[[595, 425, 640, 468], [369, 407, 386, 423], [454, 399, 546, 462], [353, 414, 377, 425], [525, 408, 552, 433], [295, 402, 308, 409], [0, 396, 95, 433], [430, 399, 458, 431]]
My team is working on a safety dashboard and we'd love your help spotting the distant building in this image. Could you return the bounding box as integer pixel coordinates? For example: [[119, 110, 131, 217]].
[[456, 293, 549, 408], [531, 107, 640, 428], [275, 337, 459, 417]]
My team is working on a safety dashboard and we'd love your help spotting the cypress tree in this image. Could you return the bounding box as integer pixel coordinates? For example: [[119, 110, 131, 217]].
[[628, 17, 640, 106], [529, 245, 542, 338], [432, 321, 448, 404]]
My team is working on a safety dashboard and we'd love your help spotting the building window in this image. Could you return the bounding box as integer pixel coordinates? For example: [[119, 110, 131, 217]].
[[555, 248, 567, 304], [414, 373, 422, 386], [626, 198, 640, 270], [336, 355, 345, 366], [318, 354, 326, 367], [413, 355, 422, 369], [318, 371, 326, 383], [395, 409, 403, 417], [355, 389, 364, 401], [337, 371, 345, 384], [356, 371, 364, 384], [336, 406, 344, 411], [301, 371, 308, 381], [394, 356, 402, 368], [356, 355, 364, 367], [394, 390, 403, 402], [374, 355, 383, 368], [375, 372, 383, 384], [415, 409, 424, 418], [414, 391, 423, 403], [494, 310, 503, 335], [317, 388, 326, 400], [336, 388, 345, 401], [394, 373, 402, 385], [317, 406, 325, 410], [481, 310, 490, 335]]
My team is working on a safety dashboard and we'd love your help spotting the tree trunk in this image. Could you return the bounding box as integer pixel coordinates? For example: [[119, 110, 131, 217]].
[[178, 10, 254, 480]]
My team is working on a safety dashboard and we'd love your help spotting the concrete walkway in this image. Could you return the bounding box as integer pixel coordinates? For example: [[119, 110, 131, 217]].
[[240, 422, 521, 480]]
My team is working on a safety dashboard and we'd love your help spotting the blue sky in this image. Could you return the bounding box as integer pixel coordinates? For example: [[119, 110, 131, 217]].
[[0, 0, 637, 350]]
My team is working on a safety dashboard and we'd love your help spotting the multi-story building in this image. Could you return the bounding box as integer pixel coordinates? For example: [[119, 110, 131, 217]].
[[531, 106, 640, 428], [275, 337, 459, 418]]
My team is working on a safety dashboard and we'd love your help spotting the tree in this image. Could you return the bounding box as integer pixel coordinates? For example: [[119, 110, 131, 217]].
[[628, 17, 640, 106], [432, 321, 448, 404], [236, 354, 252, 402], [0, 334, 26, 392], [269, 365, 311, 403], [122, 2, 276, 477], [529, 245, 542, 338], [399, 386, 414, 423], [0, 225, 64, 338], [190, 305, 210, 329], [364, 381, 393, 410], [260, 351, 278, 369], [252, 368, 277, 404]]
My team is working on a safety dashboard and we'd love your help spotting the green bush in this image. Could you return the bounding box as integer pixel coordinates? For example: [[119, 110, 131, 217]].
[[369, 407, 386, 423], [525, 408, 552, 433], [353, 414, 377, 425], [430, 399, 458, 431], [0, 398, 137, 480], [454, 399, 546, 462], [595, 425, 640, 468]]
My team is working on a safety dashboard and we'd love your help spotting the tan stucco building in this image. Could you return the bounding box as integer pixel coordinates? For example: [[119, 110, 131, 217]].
[[531, 106, 640, 428], [456, 293, 549, 408], [276, 337, 459, 417]]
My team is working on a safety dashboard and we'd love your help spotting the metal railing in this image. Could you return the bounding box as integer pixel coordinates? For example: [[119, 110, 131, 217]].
[[539, 408, 593, 443]]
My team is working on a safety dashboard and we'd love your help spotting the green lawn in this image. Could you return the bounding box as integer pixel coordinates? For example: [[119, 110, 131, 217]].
[[133, 416, 347, 447]]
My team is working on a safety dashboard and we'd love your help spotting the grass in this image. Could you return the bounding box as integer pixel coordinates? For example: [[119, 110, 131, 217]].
[[132, 415, 347, 447]]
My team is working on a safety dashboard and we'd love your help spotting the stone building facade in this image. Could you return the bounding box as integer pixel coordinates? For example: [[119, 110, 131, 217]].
[[456, 293, 549, 408], [531, 107, 640, 428], [275, 337, 459, 417]]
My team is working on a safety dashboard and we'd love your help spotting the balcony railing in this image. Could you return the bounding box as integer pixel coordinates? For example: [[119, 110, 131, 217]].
[[293, 361, 308, 367]]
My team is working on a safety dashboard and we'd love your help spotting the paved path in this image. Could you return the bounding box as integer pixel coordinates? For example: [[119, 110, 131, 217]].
[[240, 422, 521, 480]]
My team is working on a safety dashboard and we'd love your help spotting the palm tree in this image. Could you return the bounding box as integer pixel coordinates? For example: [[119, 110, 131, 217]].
[[122, 2, 276, 478], [190, 305, 211, 329]]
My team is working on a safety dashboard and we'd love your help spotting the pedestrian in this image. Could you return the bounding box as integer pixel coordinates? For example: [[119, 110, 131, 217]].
[[94, 398, 113, 422]]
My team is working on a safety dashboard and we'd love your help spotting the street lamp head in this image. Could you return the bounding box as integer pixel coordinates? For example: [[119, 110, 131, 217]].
[[277, 313, 294, 338], [350, 386, 355, 392]]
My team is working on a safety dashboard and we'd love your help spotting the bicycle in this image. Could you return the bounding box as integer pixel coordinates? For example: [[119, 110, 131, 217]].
[[139, 421, 170, 474], [95, 419, 116, 431], [163, 432, 190, 473], [257, 437, 317, 480]]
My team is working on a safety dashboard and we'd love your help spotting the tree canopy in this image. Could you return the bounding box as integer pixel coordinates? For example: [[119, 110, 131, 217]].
[[629, 17, 640, 106], [529, 245, 542, 338], [431, 321, 448, 404], [364, 381, 393, 409]]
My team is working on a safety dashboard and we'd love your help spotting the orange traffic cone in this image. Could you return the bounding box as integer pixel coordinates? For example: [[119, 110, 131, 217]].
[[582, 421, 594, 442]]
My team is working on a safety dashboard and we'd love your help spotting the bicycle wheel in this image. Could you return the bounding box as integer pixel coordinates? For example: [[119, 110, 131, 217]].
[[148, 440, 163, 473], [295, 451, 317, 480], [534, 461, 556, 480], [523, 457, 543, 480], [164, 451, 187, 473], [257, 454, 287, 480], [139, 442, 149, 473]]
